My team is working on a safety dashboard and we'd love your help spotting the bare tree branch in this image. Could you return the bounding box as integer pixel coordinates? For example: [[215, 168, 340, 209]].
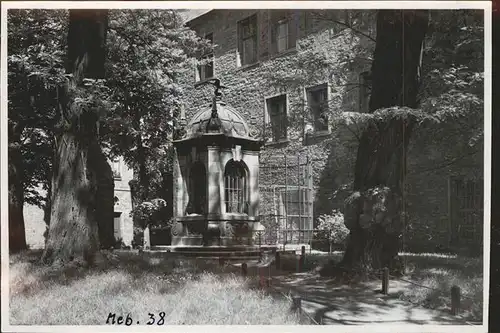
[[341, 119, 361, 142], [311, 12, 376, 43]]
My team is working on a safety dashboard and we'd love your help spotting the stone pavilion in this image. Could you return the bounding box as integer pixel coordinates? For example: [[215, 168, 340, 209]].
[[171, 79, 266, 249]]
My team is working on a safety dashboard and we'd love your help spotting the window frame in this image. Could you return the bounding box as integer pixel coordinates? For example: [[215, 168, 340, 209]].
[[265, 94, 288, 142], [196, 32, 214, 82], [270, 11, 297, 55], [113, 212, 122, 241], [111, 158, 122, 180], [224, 160, 249, 214], [306, 83, 330, 133], [276, 186, 314, 244], [275, 19, 289, 53], [238, 14, 258, 67]]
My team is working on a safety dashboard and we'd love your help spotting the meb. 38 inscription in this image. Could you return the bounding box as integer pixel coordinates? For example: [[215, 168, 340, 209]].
[[106, 312, 167, 326]]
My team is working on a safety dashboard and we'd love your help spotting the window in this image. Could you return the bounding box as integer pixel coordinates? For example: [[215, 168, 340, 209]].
[[276, 187, 313, 244], [113, 212, 122, 241], [238, 15, 258, 66], [307, 84, 329, 132], [275, 20, 289, 53], [196, 33, 214, 81], [358, 71, 371, 113], [186, 162, 206, 215], [224, 160, 248, 214], [270, 12, 296, 54], [266, 95, 288, 142], [111, 159, 121, 179]]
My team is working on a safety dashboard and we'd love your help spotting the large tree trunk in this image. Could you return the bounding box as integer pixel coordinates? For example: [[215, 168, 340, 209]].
[[42, 133, 101, 264], [43, 173, 52, 245], [340, 10, 429, 275], [8, 125, 27, 253], [42, 9, 108, 265]]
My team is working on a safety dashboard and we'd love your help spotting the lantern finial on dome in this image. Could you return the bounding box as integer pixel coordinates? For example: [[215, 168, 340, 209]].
[[194, 78, 227, 132]]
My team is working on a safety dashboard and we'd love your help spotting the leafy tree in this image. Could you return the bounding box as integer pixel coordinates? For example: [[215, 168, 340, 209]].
[[266, 9, 483, 275], [8, 9, 207, 259], [340, 10, 430, 274], [102, 9, 210, 211], [7, 9, 68, 252]]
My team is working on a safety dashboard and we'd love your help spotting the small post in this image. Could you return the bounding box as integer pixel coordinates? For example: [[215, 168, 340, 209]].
[[381, 267, 389, 295], [275, 251, 281, 269], [219, 257, 225, 267], [260, 268, 271, 288], [241, 262, 248, 277], [259, 267, 265, 288], [291, 295, 302, 313], [298, 245, 306, 272], [451, 285, 461, 315], [143, 225, 151, 250], [328, 230, 332, 254]]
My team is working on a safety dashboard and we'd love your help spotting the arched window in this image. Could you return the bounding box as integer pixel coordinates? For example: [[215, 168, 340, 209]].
[[224, 160, 248, 214], [186, 161, 206, 215]]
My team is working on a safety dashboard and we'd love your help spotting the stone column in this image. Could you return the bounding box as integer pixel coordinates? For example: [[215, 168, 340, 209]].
[[243, 152, 260, 217], [176, 154, 188, 217], [173, 151, 181, 218], [207, 146, 222, 215], [143, 225, 150, 250], [206, 146, 222, 245]]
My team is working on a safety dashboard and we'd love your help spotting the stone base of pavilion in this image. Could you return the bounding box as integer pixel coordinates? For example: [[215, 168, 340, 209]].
[[145, 245, 281, 261]]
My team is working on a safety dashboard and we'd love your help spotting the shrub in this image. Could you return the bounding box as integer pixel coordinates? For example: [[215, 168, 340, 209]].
[[315, 210, 349, 252], [131, 198, 171, 248], [131, 227, 144, 249], [131, 198, 170, 227], [113, 238, 126, 250]]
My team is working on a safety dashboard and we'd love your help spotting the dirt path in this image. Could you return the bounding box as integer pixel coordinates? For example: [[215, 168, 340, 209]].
[[264, 271, 476, 325]]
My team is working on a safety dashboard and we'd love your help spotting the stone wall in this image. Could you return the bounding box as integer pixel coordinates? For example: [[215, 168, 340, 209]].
[[24, 195, 46, 250], [183, 9, 369, 217], [182, 9, 484, 253]]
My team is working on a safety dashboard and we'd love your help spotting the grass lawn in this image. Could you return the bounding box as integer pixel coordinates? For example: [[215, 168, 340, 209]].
[[398, 252, 483, 322], [278, 251, 484, 322], [9, 250, 301, 325]]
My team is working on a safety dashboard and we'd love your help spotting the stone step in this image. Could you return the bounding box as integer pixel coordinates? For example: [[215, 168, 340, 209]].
[[148, 250, 262, 258], [143, 251, 262, 261], [151, 245, 277, 252]]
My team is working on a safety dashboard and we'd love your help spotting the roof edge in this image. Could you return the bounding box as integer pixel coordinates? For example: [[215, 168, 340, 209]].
[[185, 9, 215, 26]]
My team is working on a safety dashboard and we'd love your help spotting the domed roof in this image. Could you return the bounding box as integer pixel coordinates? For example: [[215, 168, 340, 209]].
[[178, 102, 259, 141]]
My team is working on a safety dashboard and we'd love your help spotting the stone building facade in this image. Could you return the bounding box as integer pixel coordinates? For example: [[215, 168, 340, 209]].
[[182, 9, 484, 253], [110, 157, 134, 247]]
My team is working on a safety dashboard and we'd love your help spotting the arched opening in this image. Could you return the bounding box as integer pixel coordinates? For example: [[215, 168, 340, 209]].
[[186, 161, 207, 215], [224, 160, 249, 214]]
